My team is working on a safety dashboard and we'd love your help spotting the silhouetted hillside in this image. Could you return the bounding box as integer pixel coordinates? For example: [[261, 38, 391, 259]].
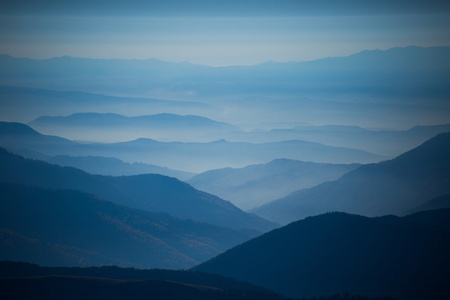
[[188, 159, 359, 210], [0, 148, 275, 232], [252, 132, 450, 224], [195, 210, 450, 300], [0, 261, 268, 291], [0, 276, 294, 300], [0, 183, 257, 269], [0, 262, 395, 300]]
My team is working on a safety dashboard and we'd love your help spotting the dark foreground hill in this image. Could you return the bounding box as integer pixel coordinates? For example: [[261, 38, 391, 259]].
[[0, 183, 255, 269], [0, 147, 274, 232], [195, 209, 450, 300], [253, 132, 450, 224], [0, 262, 394, 300]]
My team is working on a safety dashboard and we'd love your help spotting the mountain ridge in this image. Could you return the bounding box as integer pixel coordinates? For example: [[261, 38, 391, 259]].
[[188, 159, 360, 210], [194, 209, 450, 300], [0, 182, 254, 269], [252, 132, 450, 224], [0, 147, 275, 232]]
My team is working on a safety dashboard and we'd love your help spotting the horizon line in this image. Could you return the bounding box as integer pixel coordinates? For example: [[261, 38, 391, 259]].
[[0, 45, 444, 67]]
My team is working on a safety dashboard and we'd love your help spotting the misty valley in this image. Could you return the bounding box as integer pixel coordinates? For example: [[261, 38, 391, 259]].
[[1, 46, 450, 300]]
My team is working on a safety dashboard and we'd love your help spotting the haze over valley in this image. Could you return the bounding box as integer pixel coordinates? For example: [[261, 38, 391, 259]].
[[1, 1, 450, 299]]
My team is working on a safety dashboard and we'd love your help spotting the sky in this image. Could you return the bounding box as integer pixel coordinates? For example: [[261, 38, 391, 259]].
[[1, 0, 450, 66]]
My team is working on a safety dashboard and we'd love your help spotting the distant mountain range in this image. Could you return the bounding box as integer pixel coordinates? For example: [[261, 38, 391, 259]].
[[0, 85, 216, 124], [195, 209, 450, 300], [28, 112, 239, 142], [1, 46, 449, 128], [188, 159, 360, 210], [212, 123, 450, 157], [252, 132, 450, 224], [0, 183, 253, 269], [1, 46, 449, 99], [0, 122, 385, 172], [0, 148, 274, 232]]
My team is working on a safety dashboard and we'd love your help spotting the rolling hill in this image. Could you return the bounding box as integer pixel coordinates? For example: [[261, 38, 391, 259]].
[[0, 121, 385, 172], [28, 112, 239, 142], [46, 155, 195, 180], [0, 262, 392, 300], [0, 183, 253, 269], [195, 209, 450, 300], [252, 132, 450, 224], [0, 147, 275, 232], [188, 159, 359, 210]]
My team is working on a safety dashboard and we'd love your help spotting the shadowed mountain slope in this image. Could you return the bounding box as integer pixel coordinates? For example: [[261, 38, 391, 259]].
[[188, 159, 359, 210], [252, 132, 450, 224], [0, 183, 256, 269], [0, 148, 275, 232], [411, 193, 450, 214], [195, 210, 450, 300]]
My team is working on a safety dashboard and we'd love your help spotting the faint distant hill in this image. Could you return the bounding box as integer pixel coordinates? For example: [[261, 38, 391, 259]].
[[0, 183, 252, 269], [1, 46, 449, 129], [28, 112, 239, 142], [195, 210, 450, 300], [216, 123, 450, 157], [0, 122, 385, 172], [412, 193, 450, 213], [0, 147, 275, 232], [188, 159, 359, 210], [252, 132, 450, 224], [0, 85, 216, 124], [1, 46, 449, 99], [45, 155, 195, 181]]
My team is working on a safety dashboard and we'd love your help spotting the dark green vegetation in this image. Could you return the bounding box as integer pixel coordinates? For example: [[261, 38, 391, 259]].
[[0, 147, 273, 232], [0, 182, 255, 269], [252, 132, 450, 224], [188, 159, 359, 210], [195, 209, 450, 300]]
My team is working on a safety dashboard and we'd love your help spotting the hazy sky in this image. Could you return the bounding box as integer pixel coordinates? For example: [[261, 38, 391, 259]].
[[1, 0, 450, 66]]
